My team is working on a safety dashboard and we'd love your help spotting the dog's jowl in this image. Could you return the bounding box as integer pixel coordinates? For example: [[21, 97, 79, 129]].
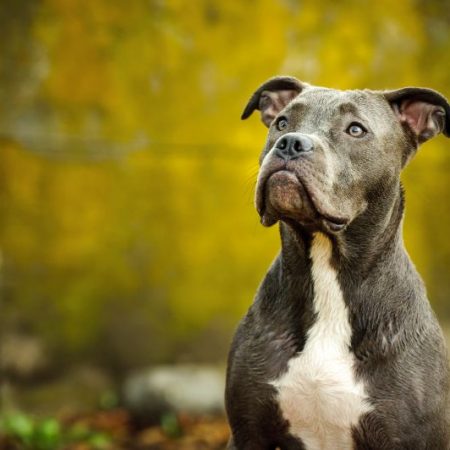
[[225, 76, 450, 450]]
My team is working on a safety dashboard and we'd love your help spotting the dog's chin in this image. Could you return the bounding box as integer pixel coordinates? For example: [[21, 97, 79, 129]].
[[259, 171, 350, 234], [259, 171, 317, 228]]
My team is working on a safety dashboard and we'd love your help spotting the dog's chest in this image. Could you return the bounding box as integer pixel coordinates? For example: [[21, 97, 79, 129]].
[[270, 233, 371, 450]]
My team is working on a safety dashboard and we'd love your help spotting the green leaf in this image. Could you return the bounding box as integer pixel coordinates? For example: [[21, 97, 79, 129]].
[[2, 413, 35, 444], [88, 432, 112, 449], [34, 418, 61, 450]]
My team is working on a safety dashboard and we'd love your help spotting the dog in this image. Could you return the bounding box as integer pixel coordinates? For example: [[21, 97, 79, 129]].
[[225, 76, 450, 450]]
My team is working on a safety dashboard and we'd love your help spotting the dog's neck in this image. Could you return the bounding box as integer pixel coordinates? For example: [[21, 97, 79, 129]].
[[279, 184, 406, 281]]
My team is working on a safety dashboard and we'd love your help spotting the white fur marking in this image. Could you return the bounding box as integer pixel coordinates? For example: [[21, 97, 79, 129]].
[[270, 233, 372, 450]]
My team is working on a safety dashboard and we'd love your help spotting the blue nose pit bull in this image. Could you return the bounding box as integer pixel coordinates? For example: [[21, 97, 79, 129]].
[[225, 76, 450, 450]]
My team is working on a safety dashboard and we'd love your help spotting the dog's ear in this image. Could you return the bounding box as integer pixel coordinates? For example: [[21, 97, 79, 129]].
[[384, 87, 450, 144], [241, 76, 306, 127]]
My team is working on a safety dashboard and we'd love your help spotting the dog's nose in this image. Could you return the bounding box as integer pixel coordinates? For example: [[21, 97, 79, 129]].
[[275, 133, 314, 160]]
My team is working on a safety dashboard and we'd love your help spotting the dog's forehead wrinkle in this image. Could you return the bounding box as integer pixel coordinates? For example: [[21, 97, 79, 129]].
[[338, 102, 361, 116], [286, 91, 372, 130], [286, 101, 307, 114], [298, 89, 380, 117]]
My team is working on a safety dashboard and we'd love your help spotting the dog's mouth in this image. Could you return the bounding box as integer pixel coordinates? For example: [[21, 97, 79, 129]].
[[256, 169, 350, 233]]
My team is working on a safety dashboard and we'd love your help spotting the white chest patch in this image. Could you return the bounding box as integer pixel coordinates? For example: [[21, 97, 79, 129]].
[[270, 233, 372, 450]]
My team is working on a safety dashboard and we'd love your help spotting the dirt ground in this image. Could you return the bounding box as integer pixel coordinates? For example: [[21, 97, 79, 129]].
[[0, 409, 230, 450]]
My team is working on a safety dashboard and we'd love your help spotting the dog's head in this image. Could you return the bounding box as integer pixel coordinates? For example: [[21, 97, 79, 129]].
[[243, 76, 450, 234]]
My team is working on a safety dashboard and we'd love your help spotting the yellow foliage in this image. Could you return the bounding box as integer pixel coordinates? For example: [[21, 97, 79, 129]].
[[0, 0, 449, 365]]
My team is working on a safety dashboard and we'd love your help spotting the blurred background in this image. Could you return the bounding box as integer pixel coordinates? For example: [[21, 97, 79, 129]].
[[0, 0, 449, 448]]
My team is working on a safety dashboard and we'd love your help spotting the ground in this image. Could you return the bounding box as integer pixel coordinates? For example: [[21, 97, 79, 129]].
[[0, 409, 230, 450]]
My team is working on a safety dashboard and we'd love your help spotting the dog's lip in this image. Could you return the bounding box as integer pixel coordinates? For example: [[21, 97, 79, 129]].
[[320, 216, 348, 233], [256, 168, 284, 217], [257, 169, 350, 230]]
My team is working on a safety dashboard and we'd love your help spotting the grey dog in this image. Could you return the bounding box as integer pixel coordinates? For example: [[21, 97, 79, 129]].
[[225, 76, 450, 450]]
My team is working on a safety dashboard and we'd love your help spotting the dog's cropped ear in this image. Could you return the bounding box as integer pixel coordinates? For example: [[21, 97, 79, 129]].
[[241, 76, 307, 127], [384, 87, 450, 145]]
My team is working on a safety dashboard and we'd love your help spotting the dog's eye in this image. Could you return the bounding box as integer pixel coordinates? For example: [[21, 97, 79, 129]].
[[276, 117, 288, 131], [346, 123, 367, 137]]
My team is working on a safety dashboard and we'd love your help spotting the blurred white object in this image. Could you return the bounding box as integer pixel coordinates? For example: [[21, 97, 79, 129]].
[[124, 365, 225, 422]]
